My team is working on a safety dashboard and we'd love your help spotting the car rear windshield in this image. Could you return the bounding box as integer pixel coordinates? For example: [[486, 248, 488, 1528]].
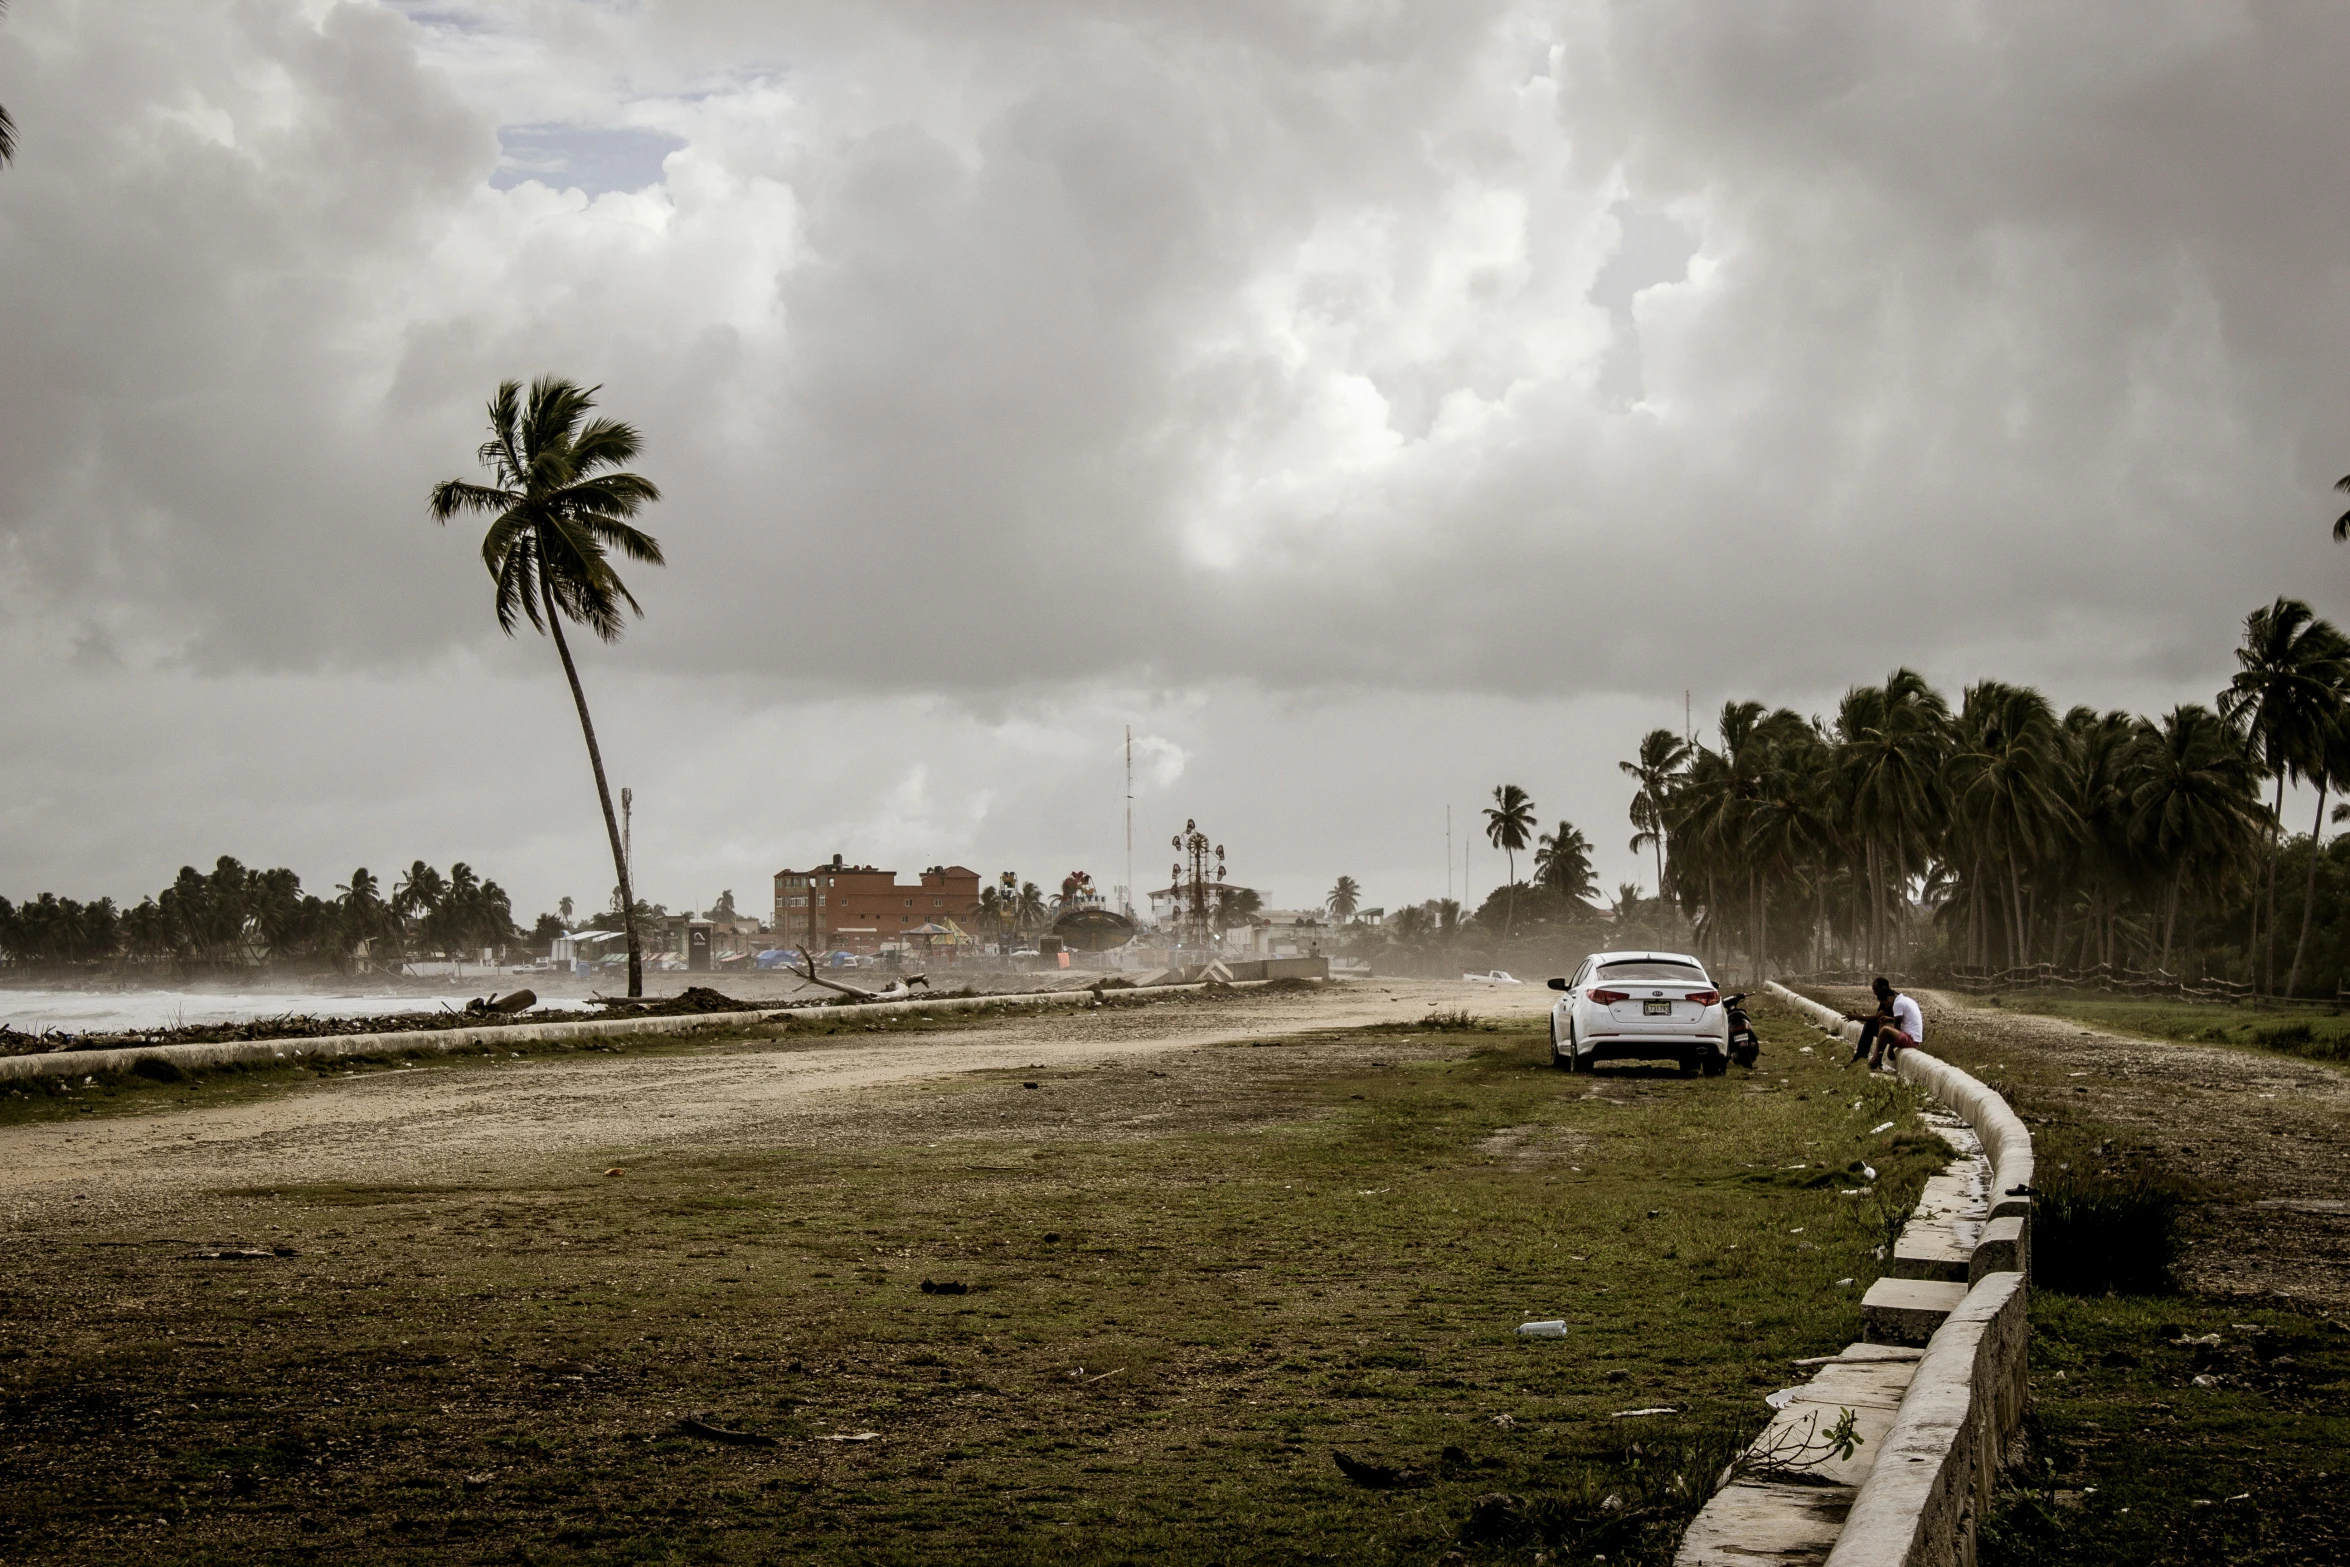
[[1596, 960, 1707, 982]]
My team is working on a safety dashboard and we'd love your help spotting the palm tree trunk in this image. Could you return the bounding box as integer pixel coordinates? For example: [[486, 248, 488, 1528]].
[[1650, 795, 1667, 901], [2288, 777, 2330, 998], [2005, 847, 2028, 970], [542, 575, 642, 998], [2161, 867, 2182, 972], [1504, 849, 1516, 940], [2262, 772, 2285, 994]]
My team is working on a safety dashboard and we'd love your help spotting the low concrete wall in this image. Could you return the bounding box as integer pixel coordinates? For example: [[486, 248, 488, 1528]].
[[1762, 980, 2036, 1567], [0, 977, 1267, 1086], [1824, 1272, 2029, 1567], [1895, 1051, 2034, 1222]]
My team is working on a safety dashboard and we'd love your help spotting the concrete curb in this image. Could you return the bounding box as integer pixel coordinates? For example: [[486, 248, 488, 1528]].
[[1824, 1273, 2029, 1567], [1756, 979, 2036, 1567], [0, 978, 1268, 1085]]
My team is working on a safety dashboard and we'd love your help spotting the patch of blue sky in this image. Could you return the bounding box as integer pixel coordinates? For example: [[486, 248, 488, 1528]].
[[492, 123, 687, 196]]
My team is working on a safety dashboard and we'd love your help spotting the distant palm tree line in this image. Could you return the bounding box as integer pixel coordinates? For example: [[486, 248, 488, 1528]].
[[0, 857, 518, 972], [1639, 598, 2350, 996]]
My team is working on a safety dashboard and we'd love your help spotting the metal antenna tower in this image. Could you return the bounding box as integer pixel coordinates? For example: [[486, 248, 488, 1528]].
[[1170, 819, 1224, 955], [1124, 726, 1134, 921]]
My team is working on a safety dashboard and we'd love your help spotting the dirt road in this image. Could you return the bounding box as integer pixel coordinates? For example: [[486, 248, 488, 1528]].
[[2, 978, 1554, 1230]]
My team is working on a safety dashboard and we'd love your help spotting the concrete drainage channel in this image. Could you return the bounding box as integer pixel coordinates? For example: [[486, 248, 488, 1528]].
[[1675, 982, 2034, 1567], [0, 978, 1283, 1086]]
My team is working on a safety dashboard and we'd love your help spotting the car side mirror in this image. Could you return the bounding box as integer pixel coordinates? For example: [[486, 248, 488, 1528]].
[[1547, 977, 1569, 991]]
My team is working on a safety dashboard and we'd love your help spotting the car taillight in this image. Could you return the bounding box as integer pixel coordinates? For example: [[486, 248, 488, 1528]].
[[1686, 990, 1719, 1006], [1587, 988, 1629, 1004]]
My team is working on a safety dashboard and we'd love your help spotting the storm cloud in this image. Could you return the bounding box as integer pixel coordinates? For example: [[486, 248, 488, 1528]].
[[3, 0, 2346, 915]]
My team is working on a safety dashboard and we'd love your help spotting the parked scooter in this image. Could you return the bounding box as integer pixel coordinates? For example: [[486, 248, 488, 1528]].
[[1723, 994, 1761, 1068]]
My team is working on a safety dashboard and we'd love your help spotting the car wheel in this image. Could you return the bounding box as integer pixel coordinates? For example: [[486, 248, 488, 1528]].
[[1549, 1023, 1571, 1071], [1676, 1051, 1699, 1077], [1702, 1049, 1728, 1077]]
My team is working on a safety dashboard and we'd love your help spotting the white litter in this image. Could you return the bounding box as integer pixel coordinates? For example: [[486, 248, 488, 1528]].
[[816, 1431, 881, 1442], [1517, 1319, 1567, 1337], [1870, 1121, 1895, 1135], [1763, 1387, 1804, 1409], [1862, 1165, 1877, 1180], [1611, 1406, 1677, 1418], [1835, 1277, 1855, 1286]]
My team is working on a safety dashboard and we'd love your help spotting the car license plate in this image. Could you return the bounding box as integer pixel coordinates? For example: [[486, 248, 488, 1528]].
[[1643, 999, 1672, 1016]]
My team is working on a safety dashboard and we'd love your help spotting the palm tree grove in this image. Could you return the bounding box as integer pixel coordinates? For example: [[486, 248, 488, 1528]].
[[1333, 598, 2350, 1003]]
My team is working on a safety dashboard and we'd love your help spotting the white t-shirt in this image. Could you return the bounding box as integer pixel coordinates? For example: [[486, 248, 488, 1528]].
[[1890, 992, 1923, 1042]]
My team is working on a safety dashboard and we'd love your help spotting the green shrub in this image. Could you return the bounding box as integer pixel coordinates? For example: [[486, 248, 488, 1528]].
[[2033, 1175, 2184, 1295]]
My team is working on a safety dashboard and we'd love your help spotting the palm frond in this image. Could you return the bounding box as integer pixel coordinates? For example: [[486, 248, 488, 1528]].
[[430, 479, 518, 522], [569, 508, 666, 565], [570, 416, 645, 475], [557, 470, 662, 515]]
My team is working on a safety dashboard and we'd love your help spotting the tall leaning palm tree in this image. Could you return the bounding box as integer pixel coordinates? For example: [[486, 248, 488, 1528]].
[[1325, 876, 1363, 923], [430, 377, 664, 997], [1483, 784, 1536, 938]]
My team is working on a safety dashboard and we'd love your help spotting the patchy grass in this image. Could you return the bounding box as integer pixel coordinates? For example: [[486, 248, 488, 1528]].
[[0, 1002, 1947, 1564], [1981, 1296, 2350, 1567]]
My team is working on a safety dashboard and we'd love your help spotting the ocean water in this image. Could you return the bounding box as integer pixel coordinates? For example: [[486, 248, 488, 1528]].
[[0, 988, 510, 1035]]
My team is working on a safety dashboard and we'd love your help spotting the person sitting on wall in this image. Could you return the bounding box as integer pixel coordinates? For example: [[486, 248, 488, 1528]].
[[1845, 976, 1923, 1070]]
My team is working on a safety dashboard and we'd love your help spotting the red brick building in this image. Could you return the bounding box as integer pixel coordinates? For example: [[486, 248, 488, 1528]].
[[772, 856, 981, 954]]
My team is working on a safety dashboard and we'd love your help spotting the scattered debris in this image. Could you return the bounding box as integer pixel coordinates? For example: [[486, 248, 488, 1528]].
[[677, 1416, 777, 1447], [919, 1279, 969, 1295], [1610, 1407, 1678, 1418], [1870, 1121, 1895, 1135], [814, 1431, 880, 1443], [464, 990, 538, 1016], [603, 1168, 625, 1178], [185, 1247, 296, 1261]]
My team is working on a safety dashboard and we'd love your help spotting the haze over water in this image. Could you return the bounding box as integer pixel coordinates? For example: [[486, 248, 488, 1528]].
[[0, 989, 500, 1036]]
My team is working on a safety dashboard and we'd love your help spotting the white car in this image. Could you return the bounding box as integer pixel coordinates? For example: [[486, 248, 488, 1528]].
[[1462, 969, 1522, 984], [1548, 950, 1730, 1076]]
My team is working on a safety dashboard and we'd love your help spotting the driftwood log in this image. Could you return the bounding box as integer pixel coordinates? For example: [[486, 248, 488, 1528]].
[[789, 947, 928, 1001]]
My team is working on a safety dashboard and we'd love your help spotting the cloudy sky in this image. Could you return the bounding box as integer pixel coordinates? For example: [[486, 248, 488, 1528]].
[[3, 0, 2347, 923]]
